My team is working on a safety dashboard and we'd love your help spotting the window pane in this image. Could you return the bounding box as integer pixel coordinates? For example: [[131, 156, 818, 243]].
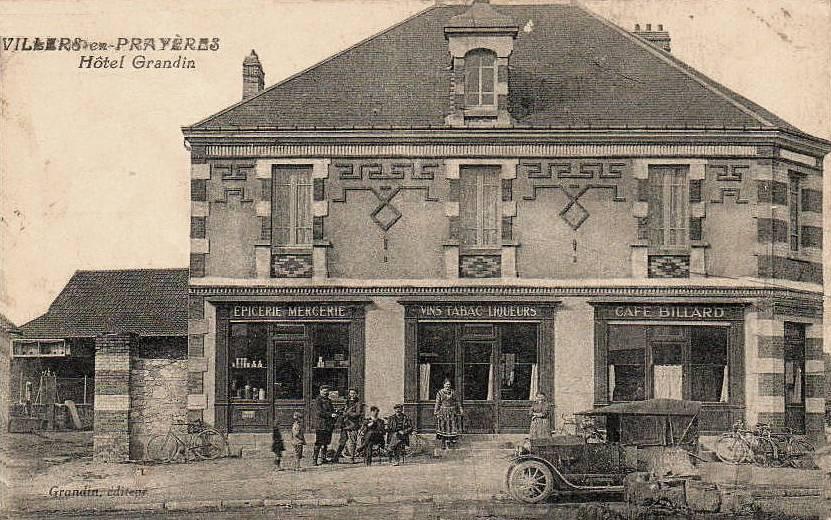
[[481, 93, 494, 106], [690, 327, 728, 365], [418, 323, 455, 364], [501, 323, 537, 401], [464, 363, 491, 400], [464, 342, 491, 363], [481, 68, 494, 93], [652, 343, 683, 365], [690, 365, 725, 402], [312, 323, 349, 399], [273, 342, 303, 400], [229, 323, 268, 401]]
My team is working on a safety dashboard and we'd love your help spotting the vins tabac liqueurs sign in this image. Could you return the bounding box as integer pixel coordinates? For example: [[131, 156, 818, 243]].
[[411, 304, 540, 319]]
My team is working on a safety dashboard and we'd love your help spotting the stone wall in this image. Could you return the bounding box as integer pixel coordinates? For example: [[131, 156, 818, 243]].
[[129, 357, 188, 460]]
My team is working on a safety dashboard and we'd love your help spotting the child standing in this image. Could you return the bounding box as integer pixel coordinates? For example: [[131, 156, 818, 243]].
[[271, 424, 285, 470], [290, 412, 306, 471]]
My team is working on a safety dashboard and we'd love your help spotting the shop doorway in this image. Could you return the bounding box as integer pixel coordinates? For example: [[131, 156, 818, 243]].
[[784, 322, 806, 434], [416, 322, 540, 433]]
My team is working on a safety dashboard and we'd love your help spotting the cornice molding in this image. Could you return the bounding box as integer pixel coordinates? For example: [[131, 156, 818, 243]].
[[189, 284, 823, 303]]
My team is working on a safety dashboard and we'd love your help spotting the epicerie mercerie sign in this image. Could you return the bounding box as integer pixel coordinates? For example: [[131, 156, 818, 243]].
[[231, 304, 351, 320], [601, 304, 743, 321]]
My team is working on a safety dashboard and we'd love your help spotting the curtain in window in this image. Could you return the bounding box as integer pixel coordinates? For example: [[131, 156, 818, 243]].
[[792, 367, 802, 403], [528, 363, 538, 400], [608, 364, 616, 402], [720, 365, 729, 402], [487, 364, 494, 401], [419, 363, 431, 401], [653, 365, 683, 399]]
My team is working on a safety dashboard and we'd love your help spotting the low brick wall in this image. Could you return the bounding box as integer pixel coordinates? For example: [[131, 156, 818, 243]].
[[129, 358, 188, 460]]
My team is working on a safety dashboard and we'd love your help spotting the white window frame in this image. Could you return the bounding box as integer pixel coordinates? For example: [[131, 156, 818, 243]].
[[464, 49, 497, 109]]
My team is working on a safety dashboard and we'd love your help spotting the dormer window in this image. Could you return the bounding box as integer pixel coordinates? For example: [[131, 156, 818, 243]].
[[464, 49, 497, 109]]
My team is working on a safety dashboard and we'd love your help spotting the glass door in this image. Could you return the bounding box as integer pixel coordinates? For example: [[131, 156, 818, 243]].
[[460, 324, 496, 433]]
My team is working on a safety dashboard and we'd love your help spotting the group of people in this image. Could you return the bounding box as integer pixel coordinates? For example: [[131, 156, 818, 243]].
[[270, 385, 414, 470], [270, 380, 553, 471]]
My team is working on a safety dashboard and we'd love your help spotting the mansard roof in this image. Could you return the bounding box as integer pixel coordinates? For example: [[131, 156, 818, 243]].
[[19, 268, 188, 339], [187, 3, 810, 137]]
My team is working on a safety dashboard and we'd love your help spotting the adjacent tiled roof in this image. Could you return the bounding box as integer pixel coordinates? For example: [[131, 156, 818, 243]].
[[19, 269, 188, 339], [0, 313, 18, 334], [189, 3, 804, 134]]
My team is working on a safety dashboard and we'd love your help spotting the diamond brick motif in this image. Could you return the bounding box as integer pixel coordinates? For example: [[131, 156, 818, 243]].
[[648, 255, 690, 278], [459, 255, 501, 278], [371, 203, 402, 232], [271, 254, 313, 278], [559, 201, 590, 230]]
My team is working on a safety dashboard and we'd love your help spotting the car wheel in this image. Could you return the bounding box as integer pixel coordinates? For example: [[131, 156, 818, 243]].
[[507, 460, 555, 504]]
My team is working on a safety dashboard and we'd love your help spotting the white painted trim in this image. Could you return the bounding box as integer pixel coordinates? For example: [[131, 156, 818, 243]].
[[805, 398, 825, 414], [313, 201, 329, 218], [191, 163, 210, 180], [96, 395, 130, 411], [190, 239, 209, 255], [187, 394, 208, 410], [191, 201, 210, 217], [255, 201, 271, 217], [755, 358, 784, 374], [780, 148, 818, 167]]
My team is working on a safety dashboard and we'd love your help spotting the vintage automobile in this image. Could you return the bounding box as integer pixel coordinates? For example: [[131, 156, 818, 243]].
[[506, 398, 702, 503]]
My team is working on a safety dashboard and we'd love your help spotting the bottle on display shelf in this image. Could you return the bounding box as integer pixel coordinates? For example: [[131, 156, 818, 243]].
[[244, 383, 251, 400], [258, 388, 266, 401], [317, 356, 324, 368]]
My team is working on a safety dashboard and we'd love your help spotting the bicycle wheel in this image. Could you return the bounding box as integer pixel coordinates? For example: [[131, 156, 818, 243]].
[[145, 434, 179, 463], [715, 434, 749, 464], [785, 437, 815, 469], [751, 437, 779, 466], [194, 429, 228, 460]]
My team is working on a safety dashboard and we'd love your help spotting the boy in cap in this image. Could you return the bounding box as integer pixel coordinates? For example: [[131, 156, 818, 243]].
[[290, 411, 306, 471], [312, 384, 338, 466], [385, 403, 414, 466]]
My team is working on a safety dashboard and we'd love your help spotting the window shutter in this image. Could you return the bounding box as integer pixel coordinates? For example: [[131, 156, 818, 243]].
[[459, 169, 478, 245]]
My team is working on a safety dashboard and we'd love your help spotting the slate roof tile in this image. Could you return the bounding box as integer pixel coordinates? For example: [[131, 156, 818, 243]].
[[188, 3, 804, 134], [19, 268, 188, 339]]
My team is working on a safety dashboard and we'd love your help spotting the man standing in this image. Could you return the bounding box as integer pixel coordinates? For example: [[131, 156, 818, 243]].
[[333, 388, 364, 463], [386, 403, 414, 466], [312, 385, 338, 466]]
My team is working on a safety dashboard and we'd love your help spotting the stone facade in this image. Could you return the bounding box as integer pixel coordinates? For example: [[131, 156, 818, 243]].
[[129, 358, 188, 460]]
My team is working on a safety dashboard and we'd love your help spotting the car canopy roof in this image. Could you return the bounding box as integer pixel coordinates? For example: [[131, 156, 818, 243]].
[[578, 398, 702, 417]]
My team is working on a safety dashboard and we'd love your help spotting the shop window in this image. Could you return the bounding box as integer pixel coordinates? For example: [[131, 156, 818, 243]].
[[607, 325, 728, 403], [311, 323, 350, 400], [648, 166, 688, 248], [272, 165, 312, 246], [417, 323, 456, 401], [229, 323, 268, 401], [689, 327, 728, 402], [500, 323, 538, 401], [464, 49, 497, 108], [460, 166, 500, 247], [788, 173, 802, 252]]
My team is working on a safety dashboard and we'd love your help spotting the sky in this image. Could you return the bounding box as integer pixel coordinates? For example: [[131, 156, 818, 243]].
[[0, 0, 829, 326]]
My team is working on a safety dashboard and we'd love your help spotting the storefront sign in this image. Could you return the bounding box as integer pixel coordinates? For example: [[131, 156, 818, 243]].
[[598, 304, 743, 321], [407, 304, 546, 320], [231, 304, 350, 319]]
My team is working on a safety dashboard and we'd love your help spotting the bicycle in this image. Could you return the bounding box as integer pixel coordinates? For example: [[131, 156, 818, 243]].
[[145, 419, 228, 463], [766, 427, 815, 468], [714, 420, 778, 466]]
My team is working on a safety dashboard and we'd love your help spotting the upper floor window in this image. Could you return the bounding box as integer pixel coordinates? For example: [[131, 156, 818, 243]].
[[460, 165, 500, 247], [272, 165, 312, 246], [648, 166, 688, 249], [788, 173, 802, 252], [464, 49, 497, 108]]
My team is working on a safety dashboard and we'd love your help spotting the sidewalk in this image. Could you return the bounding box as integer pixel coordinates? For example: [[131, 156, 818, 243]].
[[2, 450, 512, 514]]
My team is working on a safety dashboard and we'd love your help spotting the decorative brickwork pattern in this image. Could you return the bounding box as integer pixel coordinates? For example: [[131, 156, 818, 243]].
[[756, 412, 785, 430], [93, 333, 135, 463], [648, 255, 690, 278], [271, 254, 313, 278], [190, 254, 206, 278], [190, 217, 206, 239], [805, 374, 824, 398], [459, 255, 501, 278], [757, 336, 784, 358], [758, 373, 784, 397]]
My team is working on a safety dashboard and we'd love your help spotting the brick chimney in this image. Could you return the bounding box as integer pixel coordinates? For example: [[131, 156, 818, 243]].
[[242, 49, 265, 100], [632, 23, 671, 53]]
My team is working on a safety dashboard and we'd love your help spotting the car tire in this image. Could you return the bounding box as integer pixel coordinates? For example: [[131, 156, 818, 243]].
[[507, 459, 555, 504]]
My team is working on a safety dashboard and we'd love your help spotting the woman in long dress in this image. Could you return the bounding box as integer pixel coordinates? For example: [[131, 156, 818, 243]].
[[434, 379, 463, 449], [529, 392, 552, 440]]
